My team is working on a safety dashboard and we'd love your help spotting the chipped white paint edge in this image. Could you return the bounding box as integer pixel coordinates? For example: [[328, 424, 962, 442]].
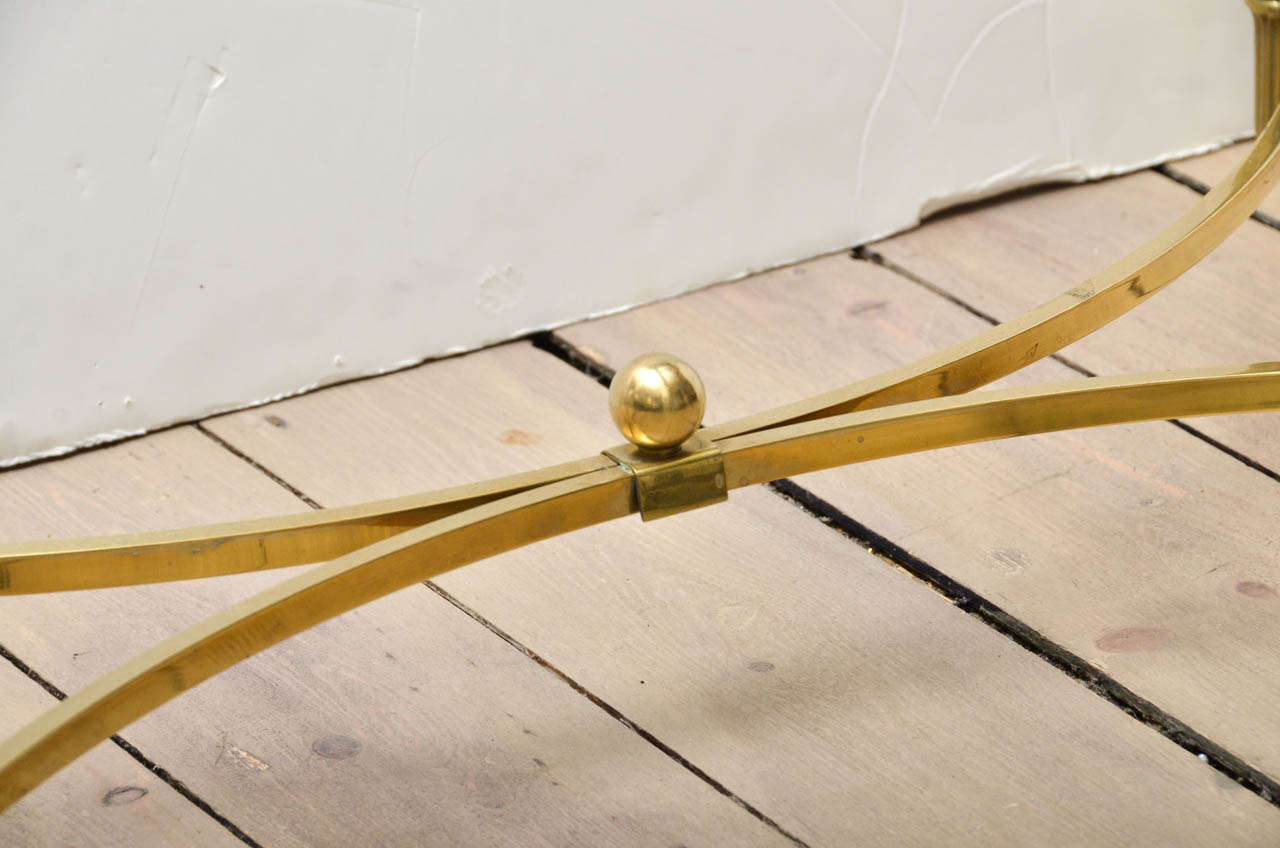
[[0, 1, 1253, 467], [0, 130, 1249, 471], [0, 126, 1247, 472], [916, 130, 1253, 222]]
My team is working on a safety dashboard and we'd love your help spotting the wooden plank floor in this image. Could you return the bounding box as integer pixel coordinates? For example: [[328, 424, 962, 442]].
[[3, 142, 1279, 846]]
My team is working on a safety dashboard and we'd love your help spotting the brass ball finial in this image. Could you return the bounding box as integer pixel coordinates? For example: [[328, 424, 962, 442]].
[[608, 353, 706, 452]]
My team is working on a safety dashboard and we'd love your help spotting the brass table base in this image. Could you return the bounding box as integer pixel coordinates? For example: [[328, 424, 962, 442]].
[[3, 4, 1280, 816]]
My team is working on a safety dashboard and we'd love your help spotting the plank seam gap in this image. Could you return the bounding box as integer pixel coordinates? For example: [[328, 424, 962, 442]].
[[1153, 164, 1280, 232], [764, 479, 1280, 808], [196, 416, 809, 847], [195, 423, 323, 509], [852, 246, 1280, 487], [531, 332, 616, 387], [421, 582, 812, 848], [0, 640, 266, 847], [535, 329, 1280, 809], [0, 247, 849, 475]]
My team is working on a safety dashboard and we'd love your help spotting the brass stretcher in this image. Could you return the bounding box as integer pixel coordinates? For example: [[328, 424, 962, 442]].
[[3, 2, 1280, 814]]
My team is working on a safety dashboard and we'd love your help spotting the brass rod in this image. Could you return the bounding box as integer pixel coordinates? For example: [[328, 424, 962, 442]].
[[3, 363, 1279, 813], [7, 102, 1280, 596], [0, 455, 614, 595], [719, 363, 1280, 489], [1249, 0, 1280, 133], [707, 102, 1280, 440], [0, 467, 635, 813], [4, 23, 1280, 818]]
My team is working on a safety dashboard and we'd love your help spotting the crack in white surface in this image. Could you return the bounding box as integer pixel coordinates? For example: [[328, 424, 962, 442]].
[[2, 2, 1254, 467], [1041, 0, 1070, 159], [917, 152, 1067, 220], [930, 0, 1045, 128], [386, 2, 420, 191], [822, 0, 885, 53], [399, 5, 423, 248], [133, 58, 225, 321], [854, 0, 908, 211], [404, 135, 454, 229]]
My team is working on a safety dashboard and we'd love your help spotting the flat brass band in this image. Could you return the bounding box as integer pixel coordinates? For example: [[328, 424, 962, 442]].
[[2, 364, 1277, 812], [0, 454, 615, 595], [1250, 0, 1280, 132], [0, 465, 634, 813], [718, 363, 1280, 489], [706, 105, 1280, 442], [604, 433, 728, 520], [6, 106, 1279, 595]]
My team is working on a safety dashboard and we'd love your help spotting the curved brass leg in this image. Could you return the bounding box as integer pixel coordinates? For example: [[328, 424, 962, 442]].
[[707, 108, 1280, 440], [3, 363, 1278, 813], [5, 28, 1280, 818], [0, 454, 614, 594], [719, 363, 1280, 486], [1250, 0, 1280, 133], [7, 109, 1279, 596], [0, 465, 633, 812]]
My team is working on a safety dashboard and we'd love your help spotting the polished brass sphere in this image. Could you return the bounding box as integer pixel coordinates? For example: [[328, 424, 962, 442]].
[[608, 353, 706, 451]]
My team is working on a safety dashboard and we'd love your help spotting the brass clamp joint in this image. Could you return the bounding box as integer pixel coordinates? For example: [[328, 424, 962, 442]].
[[604, 433, 727, 521], [601, 353, 728, 520]]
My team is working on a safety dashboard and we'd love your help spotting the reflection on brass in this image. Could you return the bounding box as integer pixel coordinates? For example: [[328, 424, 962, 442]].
[[608, 352, 707, 451], [603, 353, 728, 520], [2, 13, 1280, 817], [604, 432, 728, 521]]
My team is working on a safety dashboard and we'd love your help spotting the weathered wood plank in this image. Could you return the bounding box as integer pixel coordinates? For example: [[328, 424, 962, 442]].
[[558, 252, 1280, 788], [0, 661, 245, 848], [0, 427, 787, 847], [871, 166, 1280, 471], [204, 337, 1280, 845], [1166, 142, 1280, 221]]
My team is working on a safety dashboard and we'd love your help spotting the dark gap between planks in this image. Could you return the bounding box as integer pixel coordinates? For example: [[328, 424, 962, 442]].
[[1154, 163, 1280, 232], [0, 641, 265, 848], [192, 425, 811, 848], [853, 246, 1280, 488], [533, 327, 1280, 809]]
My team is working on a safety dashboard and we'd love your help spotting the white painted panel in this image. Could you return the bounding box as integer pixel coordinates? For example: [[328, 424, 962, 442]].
[[0, 0, 1252, 464]]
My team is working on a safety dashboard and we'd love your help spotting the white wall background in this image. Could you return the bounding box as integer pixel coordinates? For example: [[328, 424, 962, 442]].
[[0, 1, 1252, 466]]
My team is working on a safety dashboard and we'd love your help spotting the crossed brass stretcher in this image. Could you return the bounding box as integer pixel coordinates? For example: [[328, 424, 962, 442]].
[[5, 47, 1280, 820]]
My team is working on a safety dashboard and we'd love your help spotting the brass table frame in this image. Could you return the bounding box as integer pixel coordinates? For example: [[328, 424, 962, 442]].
[[3, 3, 1280, 816]]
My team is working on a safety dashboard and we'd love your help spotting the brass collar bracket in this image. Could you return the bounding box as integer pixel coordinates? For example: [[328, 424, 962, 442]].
[[11, 13, 1280, 814], [603, 433, 727, 521]]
